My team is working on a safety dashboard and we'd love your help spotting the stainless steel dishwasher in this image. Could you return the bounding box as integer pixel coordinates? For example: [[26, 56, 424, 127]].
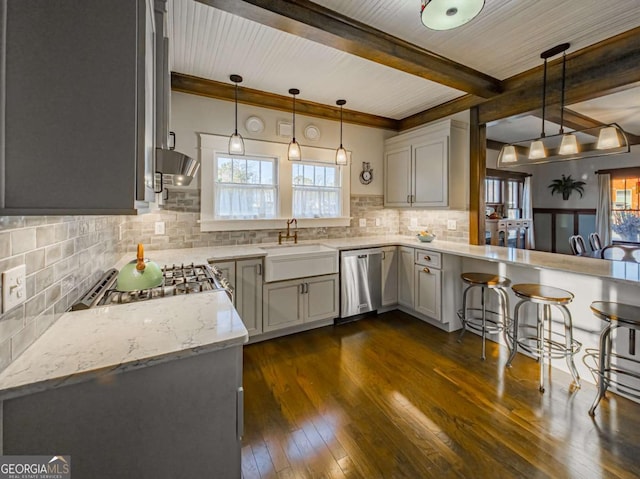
[[339, 248, 382, 321]]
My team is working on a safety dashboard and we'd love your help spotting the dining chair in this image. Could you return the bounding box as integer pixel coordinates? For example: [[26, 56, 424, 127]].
[[589, 232, 603, 251], [569, 235, 588, 255], [600, 245, 640, 262]]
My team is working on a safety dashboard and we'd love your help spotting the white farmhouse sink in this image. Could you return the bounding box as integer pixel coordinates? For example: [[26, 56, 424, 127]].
[[262, 244, 338, 282]]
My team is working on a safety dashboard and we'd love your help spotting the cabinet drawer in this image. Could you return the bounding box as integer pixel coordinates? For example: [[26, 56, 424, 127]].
[[414, 249, 441, 269]]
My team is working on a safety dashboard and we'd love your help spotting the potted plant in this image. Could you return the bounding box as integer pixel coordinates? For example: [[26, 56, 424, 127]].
[[548, 174, 586, 200]]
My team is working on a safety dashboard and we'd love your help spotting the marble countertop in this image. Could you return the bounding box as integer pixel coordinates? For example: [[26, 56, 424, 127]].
[[140, 235, 639, 285], [0, 291, 247, 401]]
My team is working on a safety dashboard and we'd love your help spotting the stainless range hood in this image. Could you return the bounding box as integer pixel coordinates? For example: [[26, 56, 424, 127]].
[[156, 147, 199, 186], [155, 132, 200, 187]]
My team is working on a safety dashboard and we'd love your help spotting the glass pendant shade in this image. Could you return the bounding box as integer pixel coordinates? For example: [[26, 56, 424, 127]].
[[559, 134, 579, 155], [228, 74, 245, 156], [336, 146, 348, 165], [420, 0, 485, 30], [288, 88, 302, 161], [499, 145, 517, 164], [597, 126, 621, 150], [335, 99, 348, 165], [229, 133, 244, 155], [288, 140, 301, 161], [528, 140, 546, 160]]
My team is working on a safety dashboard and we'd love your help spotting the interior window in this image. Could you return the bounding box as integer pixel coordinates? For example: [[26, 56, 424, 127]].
[[292, 163, 341, 218], [214, 154, 278, 219], [485, 170, 524, 219], [611, 175, 640, 244]]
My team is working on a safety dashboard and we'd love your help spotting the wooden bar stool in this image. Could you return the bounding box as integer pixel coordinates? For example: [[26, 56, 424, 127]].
[[506, 284, 581, 392], [457, 272, 510, 360], [588, 301, 640, 416]]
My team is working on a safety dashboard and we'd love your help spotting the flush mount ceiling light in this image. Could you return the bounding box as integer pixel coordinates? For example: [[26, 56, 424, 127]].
[[287, 88, 302, 161], [228, 74, 245, 155], [497, 43, 630, 168], [335, 99, 348, 166], [420, 0, 484, 30]]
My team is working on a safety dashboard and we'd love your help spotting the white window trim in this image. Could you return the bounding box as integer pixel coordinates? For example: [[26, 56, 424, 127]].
[[200, 134, 351, 231]]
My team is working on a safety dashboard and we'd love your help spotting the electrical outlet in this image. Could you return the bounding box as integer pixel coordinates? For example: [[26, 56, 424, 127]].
[[410, 218, 418, 227], [155, 221, 165, 235], [375, 218, 381, 227], [2, 265, 26, 313], [447, 219, 457, 230], [359, 218, 367, 227]]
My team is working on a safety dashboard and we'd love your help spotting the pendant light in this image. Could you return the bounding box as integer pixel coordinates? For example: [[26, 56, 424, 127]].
[[420, 0, 485, 31], [287, 88, 302, 161], [228, 74, 245, 155], [556, 46, 579, 156], [497, 43, 630, 168], [335, 99, 348, 165]]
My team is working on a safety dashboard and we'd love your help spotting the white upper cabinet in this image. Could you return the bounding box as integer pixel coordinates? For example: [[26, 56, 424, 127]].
[[383, 119, 468, 209], [0, 0, 157, 215]]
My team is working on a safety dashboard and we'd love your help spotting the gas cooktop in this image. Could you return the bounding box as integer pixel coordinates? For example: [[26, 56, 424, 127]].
[[71, 263, 232, 311]]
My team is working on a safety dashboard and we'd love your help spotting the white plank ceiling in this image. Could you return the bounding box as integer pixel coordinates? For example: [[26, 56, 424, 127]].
[[168, 0, 640, 135]]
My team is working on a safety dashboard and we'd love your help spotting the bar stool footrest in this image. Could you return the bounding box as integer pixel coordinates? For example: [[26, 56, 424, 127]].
[[457, 308, 509, 335], [516, 335, 581, 359]]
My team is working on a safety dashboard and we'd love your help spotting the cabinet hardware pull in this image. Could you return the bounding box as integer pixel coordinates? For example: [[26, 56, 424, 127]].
[[237, 387, 244, 439], [423, 267, 430, 273], [382, 251, 386, 260], [304, 283, 309, 294], [257, 263, 262, 275], [424, 255, 431, 261]]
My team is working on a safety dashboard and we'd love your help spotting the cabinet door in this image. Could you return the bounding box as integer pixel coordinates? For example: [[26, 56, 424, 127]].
[[263, 280, 304, 332], [1, 0, 154, 214], [383, 146, 412, 207], [413, 137, 449, 207], [236, 259, 263, 336], [381, 247, 398, 306], [304, 274, 339, 323], [414, 265, 442, 321], [397, 247, 415, 308]]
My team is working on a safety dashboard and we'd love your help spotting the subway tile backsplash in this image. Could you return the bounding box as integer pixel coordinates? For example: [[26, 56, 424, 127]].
[[0, 216, 124, 370], [0, 193, 469, 371]]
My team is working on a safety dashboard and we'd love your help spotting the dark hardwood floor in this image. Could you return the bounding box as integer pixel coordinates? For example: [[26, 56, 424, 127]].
[[241, 311, 640, 479]]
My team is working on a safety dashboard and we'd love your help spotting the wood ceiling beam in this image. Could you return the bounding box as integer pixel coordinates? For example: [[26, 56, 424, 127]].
[[400, 27, 640, 129], [171, 72, 399, 130], [477, 27, 640, 125], [398, 95, 484, 132], [195, 0, 502, 98]]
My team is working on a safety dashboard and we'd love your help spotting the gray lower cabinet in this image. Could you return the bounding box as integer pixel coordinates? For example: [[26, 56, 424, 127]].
[[381, 246, 398, 306], [0, 0, 156, 214], [211, 259, 262, 337], [235, 258, 263, 336], [414, 264, 442, 320], [2, 346, 243, 478], [263, 274, 339, 333], [398, 246, 415, 308]]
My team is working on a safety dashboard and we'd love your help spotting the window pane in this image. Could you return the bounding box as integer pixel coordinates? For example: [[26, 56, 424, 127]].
[[261, 161, 274, 185], [214, 154, 278, 219], [326, 168, 337, 187], [246, 159, 260, 184], [610, 175, 640, 244], [232, 158, 246, 183], [292, 163, 341, 218], [217, 157, 232, 183]]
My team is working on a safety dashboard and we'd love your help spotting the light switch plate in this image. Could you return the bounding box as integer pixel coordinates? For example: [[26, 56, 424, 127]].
[[2, 264, 26, 313], [155, 221, 165, 235], [359, 218, 367, 227], [410, 218, 418, 227], [447, 220, 457, 230], [375, 218, 381, 227]]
